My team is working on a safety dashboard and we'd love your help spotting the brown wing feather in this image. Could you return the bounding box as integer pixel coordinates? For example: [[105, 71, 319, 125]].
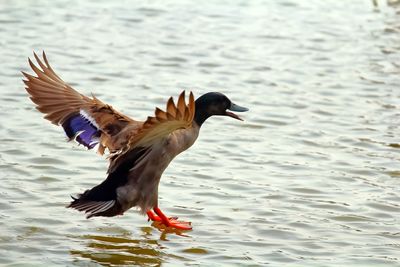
[[128, 90, 195, 148], [23, 51, 137, 154]]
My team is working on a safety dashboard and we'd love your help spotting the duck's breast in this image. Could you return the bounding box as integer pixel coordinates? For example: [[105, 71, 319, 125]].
[[115, 124, 200, 213]]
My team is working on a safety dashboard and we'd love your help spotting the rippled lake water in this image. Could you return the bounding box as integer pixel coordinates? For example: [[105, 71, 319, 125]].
[[1, 0, 400, 266]]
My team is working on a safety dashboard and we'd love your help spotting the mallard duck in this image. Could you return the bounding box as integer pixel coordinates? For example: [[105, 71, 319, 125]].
[[23, 52, 248, 230]]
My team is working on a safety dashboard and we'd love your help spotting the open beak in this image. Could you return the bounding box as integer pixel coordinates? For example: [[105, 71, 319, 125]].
[[225, 102, 249, 121]]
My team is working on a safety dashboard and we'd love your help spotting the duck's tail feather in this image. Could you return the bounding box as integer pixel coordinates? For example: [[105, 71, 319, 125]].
[[67, 164, 131, 218], [67, 192, 122, 218]]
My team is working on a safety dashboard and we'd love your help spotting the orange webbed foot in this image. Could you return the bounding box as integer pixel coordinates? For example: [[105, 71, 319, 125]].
[[148, 207, 192, 231], [162, 218, 192, 230]]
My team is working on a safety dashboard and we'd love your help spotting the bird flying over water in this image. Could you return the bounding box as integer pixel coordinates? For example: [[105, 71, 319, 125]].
[[23, 52, 248, 230]]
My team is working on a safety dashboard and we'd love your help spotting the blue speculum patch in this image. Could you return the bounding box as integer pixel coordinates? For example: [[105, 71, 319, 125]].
[[62, 111, 100, 149]]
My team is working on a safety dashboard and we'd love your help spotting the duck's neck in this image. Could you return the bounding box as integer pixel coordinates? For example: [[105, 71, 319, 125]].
[[193, 103, 211, 127]]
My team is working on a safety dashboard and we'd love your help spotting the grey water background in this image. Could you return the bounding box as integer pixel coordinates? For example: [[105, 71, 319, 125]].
[[1, 0, 400, 266]]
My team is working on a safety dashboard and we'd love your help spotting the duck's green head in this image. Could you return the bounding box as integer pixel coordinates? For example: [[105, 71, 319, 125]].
[[194, 92, 248, 126]]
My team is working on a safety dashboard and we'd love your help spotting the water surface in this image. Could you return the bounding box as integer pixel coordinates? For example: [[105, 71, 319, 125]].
[[1, 0, 400, 266]]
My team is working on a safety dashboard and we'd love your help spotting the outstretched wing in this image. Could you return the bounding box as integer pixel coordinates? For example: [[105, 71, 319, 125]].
[[108, 91, 195, 172], [23, 51, 136, 155]]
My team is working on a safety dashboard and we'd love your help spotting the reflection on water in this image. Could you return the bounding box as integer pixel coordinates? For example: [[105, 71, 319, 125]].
[[70, 225, 194, 266], [71, 228, 164, 266], [372, 0, 400, 8]]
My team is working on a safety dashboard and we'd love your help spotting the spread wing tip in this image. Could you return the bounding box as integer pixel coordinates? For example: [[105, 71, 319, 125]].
[[127, 90, 195, 147], [148, 90, 195, 125]]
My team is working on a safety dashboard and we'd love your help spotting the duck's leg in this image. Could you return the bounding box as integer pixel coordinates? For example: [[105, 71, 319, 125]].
[[146, 210, 178, 222], [151, 207, 192, 230]]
